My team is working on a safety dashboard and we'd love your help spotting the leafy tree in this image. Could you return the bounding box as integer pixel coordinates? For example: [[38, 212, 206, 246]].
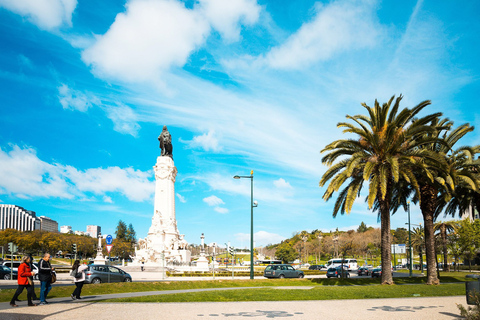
[[126, 223, 136, 244], [393, 228, 408, 245], [357, 222, 368, 233], [115, 220, 128, 240], [320, 95, 439, 284], [275, 243, 298, 263], [447, 230, 462, 272], [457, 219, 480, 271]]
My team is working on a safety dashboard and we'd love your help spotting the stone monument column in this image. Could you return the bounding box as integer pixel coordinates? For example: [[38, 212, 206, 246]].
[[149, 156, 178, 235]]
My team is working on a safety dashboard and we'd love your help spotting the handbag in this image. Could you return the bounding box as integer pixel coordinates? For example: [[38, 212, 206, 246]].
[[27, 277, 33, 286], [50, 272, 57, 284], [74, 268, 83, 279]]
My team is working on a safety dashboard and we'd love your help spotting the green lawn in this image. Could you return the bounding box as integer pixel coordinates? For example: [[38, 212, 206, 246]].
[[0, 273, 469, 303]]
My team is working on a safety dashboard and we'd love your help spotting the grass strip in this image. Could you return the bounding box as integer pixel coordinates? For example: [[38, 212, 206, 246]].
[[0, 273, 469, 303], [100, 283, 465, 303]]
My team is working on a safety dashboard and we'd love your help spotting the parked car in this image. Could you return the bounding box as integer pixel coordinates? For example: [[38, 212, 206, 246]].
[[31, 263, 39, 280], [308, 265, 325, 270], [0, 265, 18, 280], [326, 266, 350, 278], [371, 268, 382, 278], [1, 261, 21, 272], [357, 267, 371, 276], [84, 265, 132, 284], [263, 264, 304, 279]]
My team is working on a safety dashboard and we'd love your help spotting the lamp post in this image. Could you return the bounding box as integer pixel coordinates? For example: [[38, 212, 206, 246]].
[[233, 170, 257, 280], [408, 202, 412, 277]]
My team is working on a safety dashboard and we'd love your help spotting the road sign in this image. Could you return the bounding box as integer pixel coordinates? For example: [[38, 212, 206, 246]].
[[106, 235, 113, 245], [106, 244, 113, 253]]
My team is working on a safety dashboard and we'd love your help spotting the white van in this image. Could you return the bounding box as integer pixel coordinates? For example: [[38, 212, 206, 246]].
[[326, 258, 358, 271]]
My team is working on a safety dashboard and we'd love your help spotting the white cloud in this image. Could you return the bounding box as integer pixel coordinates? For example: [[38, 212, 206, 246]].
[[66, 165, 154, 202], [260, 0, 381, 69], [176, 193, 186, 203], [235, 230, 286, 247], [57, 84, 95, 112], [198, 0, 260, 41], [103, 196, 113, 203], [187, 130, 221, 152], [203, 195, 228, 213], [0, 0, 77, 30], [273, 178, 292, 189], [82, 0, 210, 83], [103, 104, 141, 137], [214, 207, 229, 214], [203, 195, 224, 206], [0, 144, 155, 202], [0, 144, 72, 199]]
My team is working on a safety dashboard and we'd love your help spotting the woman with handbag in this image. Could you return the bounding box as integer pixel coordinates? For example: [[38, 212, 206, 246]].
[[10, 255, 37, 307], [70, 260, 88, 300]]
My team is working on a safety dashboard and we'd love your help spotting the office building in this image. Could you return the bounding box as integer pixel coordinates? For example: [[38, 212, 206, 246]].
[[86, 225, 101, 238], [39, 216, 59, 232], [0, 204, 40, 231], [60, 225, 72, 234]]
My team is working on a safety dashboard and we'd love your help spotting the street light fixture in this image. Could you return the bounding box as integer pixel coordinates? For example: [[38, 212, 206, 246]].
[[233, 170, 257, 280]]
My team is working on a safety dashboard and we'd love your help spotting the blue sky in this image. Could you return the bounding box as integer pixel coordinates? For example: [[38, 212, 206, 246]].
[[0, 0, 479, 248]]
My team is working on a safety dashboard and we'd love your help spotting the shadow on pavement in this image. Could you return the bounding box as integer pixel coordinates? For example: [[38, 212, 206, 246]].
[[0, 303, 96, 320]]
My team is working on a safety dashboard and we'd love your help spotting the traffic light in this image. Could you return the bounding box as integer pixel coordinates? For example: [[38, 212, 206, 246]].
[[229, 246, 235, 256], [8, 242, 13, 253], [72, 243, 77, 253]]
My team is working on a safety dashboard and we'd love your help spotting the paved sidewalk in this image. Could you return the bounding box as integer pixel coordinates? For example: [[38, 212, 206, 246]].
[[0, 295, 466, 319]]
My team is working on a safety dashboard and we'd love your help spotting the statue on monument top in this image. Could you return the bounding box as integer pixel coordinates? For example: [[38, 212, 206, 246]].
[[158, 125, 173, 158]]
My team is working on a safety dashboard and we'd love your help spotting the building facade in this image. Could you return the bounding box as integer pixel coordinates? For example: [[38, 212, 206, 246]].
[[86, 225, 101, 238], [0, 204, 40, 231], [60, 225, 72, 234], [39, 216, 59, 233]]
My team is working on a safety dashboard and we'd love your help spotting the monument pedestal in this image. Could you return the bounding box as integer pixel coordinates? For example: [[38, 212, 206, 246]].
[[131, 155, 191, 267]]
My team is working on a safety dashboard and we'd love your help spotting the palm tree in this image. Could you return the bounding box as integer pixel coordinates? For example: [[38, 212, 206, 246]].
[[320, 95, 441, 284], [411, 225, 425, 272], [434, 220, 456, 271], [416, 122, 478, 284]]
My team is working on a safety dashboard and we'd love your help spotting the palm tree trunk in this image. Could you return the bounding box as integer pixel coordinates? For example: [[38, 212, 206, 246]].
[[420, 184, 440, 285], [379, 198, 393, 284], [441, 225, 448, 271]]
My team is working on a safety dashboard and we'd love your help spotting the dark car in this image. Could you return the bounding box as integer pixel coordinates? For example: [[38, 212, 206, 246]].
[[0, 265, 18, 280], [263, 264, 304, 279], [371, 268, 382, 278], [308, 265, 325, 270], [84, 265, 132, 284], [326, 266, 350, 278], [357, 267, 371, 276]]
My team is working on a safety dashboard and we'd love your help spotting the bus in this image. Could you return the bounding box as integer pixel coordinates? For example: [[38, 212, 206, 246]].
[[326, 258, 358, 271]]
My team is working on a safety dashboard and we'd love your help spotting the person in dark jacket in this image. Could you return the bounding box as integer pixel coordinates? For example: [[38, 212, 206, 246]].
[[27, 255, 38, 301], [38, 253, 54, 305], [10, 255, 37, 307]]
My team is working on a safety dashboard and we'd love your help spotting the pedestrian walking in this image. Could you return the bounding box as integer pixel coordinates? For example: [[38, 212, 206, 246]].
[[38, 253, 55, 305], [70, 260, 88, 300], [28, 255, 39, 301], [10, 255, 37, 307]]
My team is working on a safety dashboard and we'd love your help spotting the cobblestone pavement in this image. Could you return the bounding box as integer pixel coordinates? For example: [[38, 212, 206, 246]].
[[0, 296, 465, 320]]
